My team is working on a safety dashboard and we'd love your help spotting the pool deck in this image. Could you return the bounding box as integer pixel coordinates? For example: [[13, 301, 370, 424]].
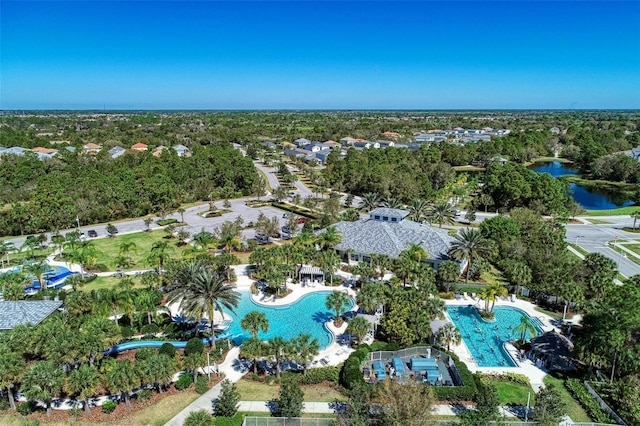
[[443, 296, 559, 391]]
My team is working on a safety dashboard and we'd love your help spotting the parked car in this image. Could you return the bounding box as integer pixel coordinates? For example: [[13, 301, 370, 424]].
[[87, 230, 98, 238], [453, 209, 461, 217]]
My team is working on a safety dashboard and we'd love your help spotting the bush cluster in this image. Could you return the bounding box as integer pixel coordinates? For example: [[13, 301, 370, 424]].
[[432, 351, 477, 402], [16, 401, 36, 416], [157, 218, 179, 226], [487, 372, 531, 386], [135, 389, 152, 402], [271, 202, 319, 219], [340, 346, 370, 390], [158, 342, 177, 358], [141, 323, 161, 335], [101, 400, 117, 414], [195, 375, 209, 394], [565, 379, 614, 424], [0, 399, 10, 411], [175, 373, 194, 390]]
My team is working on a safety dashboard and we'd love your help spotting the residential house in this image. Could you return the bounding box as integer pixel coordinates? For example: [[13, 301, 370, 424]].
[[489, 156, 508, 165], [340, 137, 357, 146], [322, 140, 342, 150], [173, 144, 190, 157], [414, 132, 436, 143], [0, 300, 64, 331], [283, 148, 317, 162], [31, 147, 58, 160], [83, 143, 102, 155], [377, 140, 395, 148], [152, 146, 166, 157], [550, 127, 561, 135], [66, 146, 77, 153], [381, 131, 400, 139], [304, 142, 329, 153], [317, 207, 462, 271], [1, 146, 29, 156], [631, 146, 640, 161], [294, 138, 312, 148], [131, 142, 148, 152], [314, 150, 332, 163], [261, 141, 278, 150], [108, 146, 126, 159], [353, 141, 380, 150]]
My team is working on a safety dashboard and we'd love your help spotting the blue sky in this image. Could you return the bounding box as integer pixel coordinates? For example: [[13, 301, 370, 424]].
[[1, 1, 639, 109]]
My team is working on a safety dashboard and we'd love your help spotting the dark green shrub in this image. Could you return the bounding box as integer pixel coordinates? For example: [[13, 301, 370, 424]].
[[195, 375, 209, 394], [101, 400, 117, 414], [120, 326, 133, 338], [340, 347, 370, 390], [135, 347, 155, 361], [141, 323, 160, 335], [175, 373, 194, 390], [300, 366, 340, 384], [185, 338, 205, 356], [0, 398, 10, 411], [135, 389, 152, 402], [184, 409, 214, 426], [433, 351, 477, 402], [21, 420, 40, 426], [565, 379, 613, 424], [213, 412, 244, 426], [158, 342, 177, 358], [157, 218, 178, 226], [17, 401, 36, 416]]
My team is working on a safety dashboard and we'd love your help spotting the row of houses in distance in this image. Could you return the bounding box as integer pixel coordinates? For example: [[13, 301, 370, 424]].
[[0, 142, 191, 161]]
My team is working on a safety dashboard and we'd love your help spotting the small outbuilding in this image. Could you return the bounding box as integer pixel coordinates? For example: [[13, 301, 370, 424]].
[[528, 331, 575, 371]]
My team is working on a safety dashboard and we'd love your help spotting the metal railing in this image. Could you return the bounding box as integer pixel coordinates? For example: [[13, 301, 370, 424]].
[[242, 417, 335, 426]]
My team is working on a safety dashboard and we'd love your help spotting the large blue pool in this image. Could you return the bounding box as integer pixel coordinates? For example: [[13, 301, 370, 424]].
[[2, 264, 75, 291], [223, 290, 354, 349], [447, 305, 543, 367]]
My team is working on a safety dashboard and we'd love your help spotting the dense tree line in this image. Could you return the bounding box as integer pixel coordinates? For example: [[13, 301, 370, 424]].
[[0, 143, 258, 236]]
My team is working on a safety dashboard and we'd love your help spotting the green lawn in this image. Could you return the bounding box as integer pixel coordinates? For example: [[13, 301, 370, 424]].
[[623, 243, 640, 256], [65, 230, 186, 271], [607, 244, 640, 266], [567, 243, 588, 257], [235, 379, 347, 402], [491, 380, 535, 406], [584, 206, 640, 217], [543, 374, 592, 422], [80, 275, 146, 292]]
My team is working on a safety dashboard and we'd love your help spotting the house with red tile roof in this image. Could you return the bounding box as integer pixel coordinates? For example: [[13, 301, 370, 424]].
[[83, 143, 102, 155], [131, 142, 148, 152]]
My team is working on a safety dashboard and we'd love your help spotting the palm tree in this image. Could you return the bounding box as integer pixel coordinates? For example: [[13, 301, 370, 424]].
[[400, 242, 428, 263], [177, 207, 186, 223], [20, 360, 65, 417], [326, 290, 351, 326], [66, 364, 100, 415], [408, 198, 430, 222], [0, 348, 25, 410], [24, 261, 51, 292], [382, 196, 402, 209], [147, 240, 173, 273], [240, 337, 266, 375], [319, 250, 341, 285], [165, 261, 240, 352], [241, 311, 269, 339], [346, 316, 371, 345], [436, 323, 462, 351], [291, 333, 320, 375], [118, 241, 137, 266], [106, 359, 138, 408], [448, 228, 493, 283], [428, 202, 455, 228], [143, 217, 154, 232], [318, 225, 343, 250], [356, 282, 385, 314], [513, 315, 539, 344], [183, 351, 205, 382], [359, 192, 380, 212], [632, 211, 640, 230], [436, 260, 461, 293], [479, 282, 508, 313], [265, 337, 291, 378], [141, 354, 175, 394]]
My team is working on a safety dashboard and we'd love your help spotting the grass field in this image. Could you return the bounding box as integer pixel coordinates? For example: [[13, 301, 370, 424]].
[[583, 206, 640, 217], [567, 243, 588, 257], [235, 379, 347, 402], [491, 380, 535, 406], [607, 244, 640, 266], [543, 374, 591, 422], [80, 275, 146, 292], [623, 243, 640, 256], [68, 230, 186, 271]]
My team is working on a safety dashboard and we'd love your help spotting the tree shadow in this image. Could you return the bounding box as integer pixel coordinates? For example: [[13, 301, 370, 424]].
[[312, 311, 334, 324]]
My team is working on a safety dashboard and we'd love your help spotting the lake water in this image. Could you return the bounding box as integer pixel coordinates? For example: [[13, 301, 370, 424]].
[[528, 161, 633, 210]]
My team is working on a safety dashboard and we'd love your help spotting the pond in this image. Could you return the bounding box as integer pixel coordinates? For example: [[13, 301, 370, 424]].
[[528, 161, 633, 210]]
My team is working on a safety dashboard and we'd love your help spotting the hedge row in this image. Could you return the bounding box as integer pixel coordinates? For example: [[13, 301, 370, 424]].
[[281, 366, 340, 385], [271, 202, 320, 219], [157, 218, 179, 226], [432, 351, 477, 402], [565, 379, 614, 424], [340, 345, 370, 390]]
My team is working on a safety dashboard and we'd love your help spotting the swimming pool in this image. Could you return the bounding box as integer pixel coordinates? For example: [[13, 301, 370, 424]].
[[223, 290, 354, 349], [447, 305, 543, 367], [2, 264, 75, 291]]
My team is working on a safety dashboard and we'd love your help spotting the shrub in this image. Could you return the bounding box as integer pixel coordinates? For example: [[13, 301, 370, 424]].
[[340, 347, 369, 390], [159, 342, 177, 358], [565, 379, 613, 424], [300, 366, 339, 385], [195, 375, 209, 394], [135, 389, 152, 402], [157, 218, 178, 226], [433, 351, 477, 402], [101, 400, 117, 414], [213, 412, 244, 426], [16, 401, 36, 416], [120, 326, 133, 338], [175, 373, 194, 390], [141, 323, 161, 335], [185, 338, 205, 356], [214, 379, 240, 417], [0, 398, 10, 411], [135, 347, 155, 361], [183, 409, 214, 426]]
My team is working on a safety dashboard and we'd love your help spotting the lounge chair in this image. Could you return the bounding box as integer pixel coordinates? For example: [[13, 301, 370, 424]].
[[463, 292, 468, 300]]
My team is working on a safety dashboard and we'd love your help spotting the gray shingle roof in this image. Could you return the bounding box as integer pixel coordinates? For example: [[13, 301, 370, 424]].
[[0, 300, 63, 330], [369, 208, 409, 219], [322, 217, 455, 260]]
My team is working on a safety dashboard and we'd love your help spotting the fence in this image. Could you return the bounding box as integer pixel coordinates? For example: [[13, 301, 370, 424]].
[[583, 381, 627, 425], [242, 417, 334, 426]]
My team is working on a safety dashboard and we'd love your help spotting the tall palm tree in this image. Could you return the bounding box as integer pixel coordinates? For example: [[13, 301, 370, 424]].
[[400, 242, 428, 263], [241, 311, 269, 339], [356, 282, 385, 314], [25, 261, 51, 292], [326, 290, 351, 326], [318, 225, 343, 250], [20, 360, 65, 417], [66, 364, 100, 415], [436, 323, 461, 351], [346, 316, 371, 345], [165, 261, 240, 352], [319, 250, 341, 285], [106, 359, 138, 408], [240, 337, 266, 375], [292, 333, 320, 375], [118, 241, 137, 266], [0, 348, 25, 410], [428, 202, 455, 228], [147, 240, 173, 273], [265, 337, 291, 378], [448, 228, 493, 283], [408, 198, 430, 223], [359, 192, 380, 212], [140, 353, 175, 394], [513, 315, 538, 343], [479, 282, 508, 313]]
